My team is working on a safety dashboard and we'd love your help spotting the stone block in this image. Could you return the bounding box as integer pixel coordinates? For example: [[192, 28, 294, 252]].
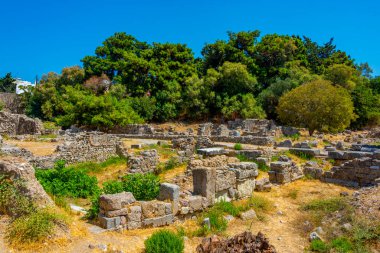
[[276, 139, 292, 148], [143, 214, 174, 227], [289, 148, 320, 157], [188, 195, 203, 211], [99, 192, 136, 211], [197, 147, 226, 156], [105, 208, 129, 218], [193, 167, 216, 205], [98, 214, 121, 229], [128, 205, 142, 222], [240, 209, 257, 220], [236, 179, 255, 198], [158, 183, 180, 201]]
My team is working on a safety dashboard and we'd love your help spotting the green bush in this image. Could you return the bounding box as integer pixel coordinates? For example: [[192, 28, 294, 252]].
[[36, 160, 100, 198], [156, 156, 181, 174], [6, 209, 67, 244], [234, 143, 243, 150], [309, 239, 329, 252], [205, 208, 228, 233], [145, 229, 184, 253], [330, 237, 353, 253], [0, 176, 36, 218]]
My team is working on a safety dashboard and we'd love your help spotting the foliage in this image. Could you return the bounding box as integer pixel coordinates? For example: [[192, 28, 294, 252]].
[[233, 143, 242, 150], [103, 173, 160, 200], [144, 229, 184, 253], [0, 73, 16, 93], [309, 239, 329, 252], [277, 80, 356, 135], [35, 160, 100, 198], [6, 209, 67, 244], [156, 156, 181, 174], [16, 30, 379, 131], [248, 195, 273, 212]]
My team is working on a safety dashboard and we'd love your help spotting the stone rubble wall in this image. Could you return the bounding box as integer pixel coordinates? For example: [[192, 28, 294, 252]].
[[108, 124, 155, 135], [323, 154, 380, 187], [0, 111, 43, 135], [127, 149, 158, 174], [28, 132, 122, 168]]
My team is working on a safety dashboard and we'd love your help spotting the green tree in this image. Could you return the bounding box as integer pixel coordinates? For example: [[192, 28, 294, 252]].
[[325, 64, 358, 90], [277, 80, 356, 135], [0, 73, 16, 93], [221, 93, 265, 120], [351, 84, 380, 128]]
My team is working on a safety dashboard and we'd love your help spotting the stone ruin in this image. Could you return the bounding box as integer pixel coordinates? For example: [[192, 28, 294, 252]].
[[323, 153, 380, 187], [0, 92, 24, 114], [268, 156, 303, 184], [0, 111, 43, 135], [127, 149, 159, 174], [1, 132, 123, 169]]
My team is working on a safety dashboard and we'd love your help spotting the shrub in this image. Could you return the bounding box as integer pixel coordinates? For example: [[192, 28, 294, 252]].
[[206, 208, 228, 233], [6, 209, 67, 244], [145, 229, 184, 253], [35, 160, 100, 198], [103, 173, 160, 200], [156, 156, 181, 174], [234, 143, 243, 150], [0, 176, 36, 218]]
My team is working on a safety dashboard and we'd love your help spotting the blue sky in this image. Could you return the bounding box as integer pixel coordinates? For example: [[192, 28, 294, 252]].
[[1, 0, 379, 82]]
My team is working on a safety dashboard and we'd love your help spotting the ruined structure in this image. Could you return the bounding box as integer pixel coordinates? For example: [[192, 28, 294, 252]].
[[127, 149, 158, 174], [0, 111, 43, 135], [268, 156, 303, 184]]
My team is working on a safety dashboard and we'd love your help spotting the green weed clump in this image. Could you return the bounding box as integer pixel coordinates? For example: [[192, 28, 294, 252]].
[[145, 229, 184, 253], [35, 160, 100, 198], [156, 156, 181, 174], [234, 143, 243, 150]]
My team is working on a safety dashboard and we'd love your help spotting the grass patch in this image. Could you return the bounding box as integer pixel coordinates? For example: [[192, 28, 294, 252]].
[[6, 209, 67, 244], [69, 156, 127, 174], [234, 143, 243, 150], [142, 144, 177, 160], [248, 195, 273, 213], [39, 134, 58, 139], [156, 156, 183, 174]]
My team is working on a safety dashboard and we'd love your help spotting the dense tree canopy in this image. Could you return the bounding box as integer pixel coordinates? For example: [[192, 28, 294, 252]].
[[18, 30, 379, 132]]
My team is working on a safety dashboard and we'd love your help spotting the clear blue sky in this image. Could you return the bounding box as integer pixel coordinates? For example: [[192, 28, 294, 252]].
[[1, 0, 379, 82]]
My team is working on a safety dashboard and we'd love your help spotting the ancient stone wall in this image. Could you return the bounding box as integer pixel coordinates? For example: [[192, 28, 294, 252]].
[[0, 93, 24, 113], [0, 111, 43, 135], [108, 124, 155, 135], [323, 154, 380, 187], [127, 149, 158, 174], [268, 156, 303, 184]]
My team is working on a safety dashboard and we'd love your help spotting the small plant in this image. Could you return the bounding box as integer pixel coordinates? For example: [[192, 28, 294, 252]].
[[287, 189, 299, 199], [330, 237, 353, 253], [289, 150, 313, 160], [289, 133, 300, 141], [145, 229, 184, 253], [6, 209, 67, 244], [156, 156, 181, 174], [234, 143, 243, 150], [206, 208, 228, 233]]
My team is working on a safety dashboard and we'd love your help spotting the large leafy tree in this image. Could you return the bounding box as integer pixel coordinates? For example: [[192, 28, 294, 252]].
[[277, 80, 356, 135], [0, 73, 16, 93]]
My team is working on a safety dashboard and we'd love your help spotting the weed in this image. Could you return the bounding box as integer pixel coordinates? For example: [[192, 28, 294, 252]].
[[287, 189, 299, 199], [213, 200, 241, 217], [309, 240, 329, 252], [234, 143, 243, 150], [248, 195, 273, 212], [330, 237, 353, 253]]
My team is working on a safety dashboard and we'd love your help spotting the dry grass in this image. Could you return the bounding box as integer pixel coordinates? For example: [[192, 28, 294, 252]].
[[158, 164, 187, 182], [5, 140, 59, 156]]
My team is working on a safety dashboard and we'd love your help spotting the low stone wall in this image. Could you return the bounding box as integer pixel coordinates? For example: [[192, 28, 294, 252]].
[[210, 136, 273, 146], [323, 154, 380, 187], [0, 111, 43, 135], [30, 132, 121, 168], [108, 124, 155, 135]]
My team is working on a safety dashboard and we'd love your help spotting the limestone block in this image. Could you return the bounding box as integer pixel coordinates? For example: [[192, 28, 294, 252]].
[[99, 192, 136, 211], [143, 214, 174, 227], [193, 167, 216, 205]]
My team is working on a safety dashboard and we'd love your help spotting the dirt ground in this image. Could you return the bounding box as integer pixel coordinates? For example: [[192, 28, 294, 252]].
[[4, 140, 59, 156], [0, 180, 354, 253]]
